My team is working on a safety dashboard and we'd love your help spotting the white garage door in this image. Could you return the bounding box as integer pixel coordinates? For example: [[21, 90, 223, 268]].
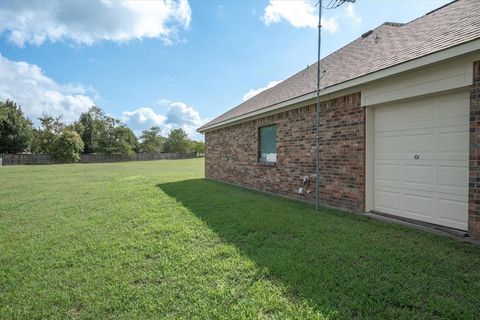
[[374, 90, 469, 230]]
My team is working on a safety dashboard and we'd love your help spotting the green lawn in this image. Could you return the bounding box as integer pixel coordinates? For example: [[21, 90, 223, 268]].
[[1, 159, 480, 319]]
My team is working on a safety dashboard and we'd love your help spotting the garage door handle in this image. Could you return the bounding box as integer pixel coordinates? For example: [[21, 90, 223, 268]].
[[414, 154, 420, 160]]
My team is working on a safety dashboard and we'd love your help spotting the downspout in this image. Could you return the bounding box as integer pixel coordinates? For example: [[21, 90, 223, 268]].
[[315, 1, 322, 211]]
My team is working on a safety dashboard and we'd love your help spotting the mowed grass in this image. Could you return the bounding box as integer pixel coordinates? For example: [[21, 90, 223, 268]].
[[1, 159, 480, 319]]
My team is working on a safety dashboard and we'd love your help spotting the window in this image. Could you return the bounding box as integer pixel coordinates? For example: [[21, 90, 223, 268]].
[[259, 124, 277, 163]]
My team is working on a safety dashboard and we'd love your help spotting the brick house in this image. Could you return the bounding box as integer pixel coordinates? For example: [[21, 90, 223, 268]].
[[198, 0, 480, 238]]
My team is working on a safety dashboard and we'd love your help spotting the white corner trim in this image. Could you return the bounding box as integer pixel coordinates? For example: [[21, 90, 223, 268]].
[[199, 38, 480, 132]]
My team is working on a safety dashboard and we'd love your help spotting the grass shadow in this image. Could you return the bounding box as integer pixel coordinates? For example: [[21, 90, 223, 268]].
[[158, 178, 480, 319]]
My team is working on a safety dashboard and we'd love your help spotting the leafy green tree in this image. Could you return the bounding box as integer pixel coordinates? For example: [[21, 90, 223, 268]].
[[106, 126, 138, 155], [190, 140, 205, 153], [77, 113, 94, 153], [139, 126, 166, 153], [76, 106, 137, 154], [164, 128, 191, 153], [96, 114, 120, 153], [78, 107, 100, 153], [31, 115, 64, 154], [52, 130, 84, 162], [30, 129, 41, 154], [0, 100, 34, 153], [66, 121, 85, 139]]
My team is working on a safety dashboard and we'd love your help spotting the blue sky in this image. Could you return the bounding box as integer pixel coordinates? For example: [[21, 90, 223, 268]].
[[0, 0, 452, 140]]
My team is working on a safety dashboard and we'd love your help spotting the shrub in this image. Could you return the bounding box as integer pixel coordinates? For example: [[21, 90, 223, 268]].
[[52, 130, 84, 162]]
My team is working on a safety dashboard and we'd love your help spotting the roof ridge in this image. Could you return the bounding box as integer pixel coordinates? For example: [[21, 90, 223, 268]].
[[401, 0, 459, 27], [382, 22, 404, 27], [425, 0, 458, 16]]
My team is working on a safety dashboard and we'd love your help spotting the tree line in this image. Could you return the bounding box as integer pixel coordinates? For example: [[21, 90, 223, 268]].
[[0, 100, 205, 162]]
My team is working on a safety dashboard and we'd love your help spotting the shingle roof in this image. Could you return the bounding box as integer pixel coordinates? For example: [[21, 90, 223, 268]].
[[199, 0, 480, 131]]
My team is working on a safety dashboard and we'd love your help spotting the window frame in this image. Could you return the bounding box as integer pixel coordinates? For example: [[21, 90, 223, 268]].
[[258, 124, 277, 164]]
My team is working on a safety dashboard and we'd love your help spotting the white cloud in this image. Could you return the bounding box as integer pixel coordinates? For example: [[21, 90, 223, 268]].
[[346, 3, 361, 25], [243, 80, 283, 101], [263, 0, 338, 32], [165, 101, 205, 128], [121, 108, 167, 131], [121, 100, 208, 140], [0, 0, 191, 47], [0, 54, 95, 123]]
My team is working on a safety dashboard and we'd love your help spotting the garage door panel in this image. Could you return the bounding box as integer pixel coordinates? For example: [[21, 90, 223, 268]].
[[438, 131, 468, 155], [437, 197, 468, 229], [373, 91, 468, 230], [437, 165, 468, 193], [404, 133, 434, 154], [437, 117, 469, 128], [438, 91, 470, 121], [375, 190, 400, 213], [375, 134, 401, 156], [403, 101, 433, 124], [375, 163, 400, 184], [375, 106, 402, 131], [404, 193, 434, 218], [404, 164, 433, 187]]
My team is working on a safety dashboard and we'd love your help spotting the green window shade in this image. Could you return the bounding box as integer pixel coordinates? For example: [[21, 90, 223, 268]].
[[259, 125, 277, 163]]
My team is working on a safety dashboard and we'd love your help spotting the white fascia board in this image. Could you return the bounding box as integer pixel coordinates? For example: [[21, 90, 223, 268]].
[[199, 38, 480, 133]]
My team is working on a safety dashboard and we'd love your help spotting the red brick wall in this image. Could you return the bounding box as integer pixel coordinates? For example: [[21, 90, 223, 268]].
[[319, 94, 366, 211], [469, 61, 480, 238], [205, 92, 365, 212]]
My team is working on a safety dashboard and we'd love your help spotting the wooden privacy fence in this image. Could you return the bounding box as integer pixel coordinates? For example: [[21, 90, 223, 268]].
[[0, 152, 199, 166]]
